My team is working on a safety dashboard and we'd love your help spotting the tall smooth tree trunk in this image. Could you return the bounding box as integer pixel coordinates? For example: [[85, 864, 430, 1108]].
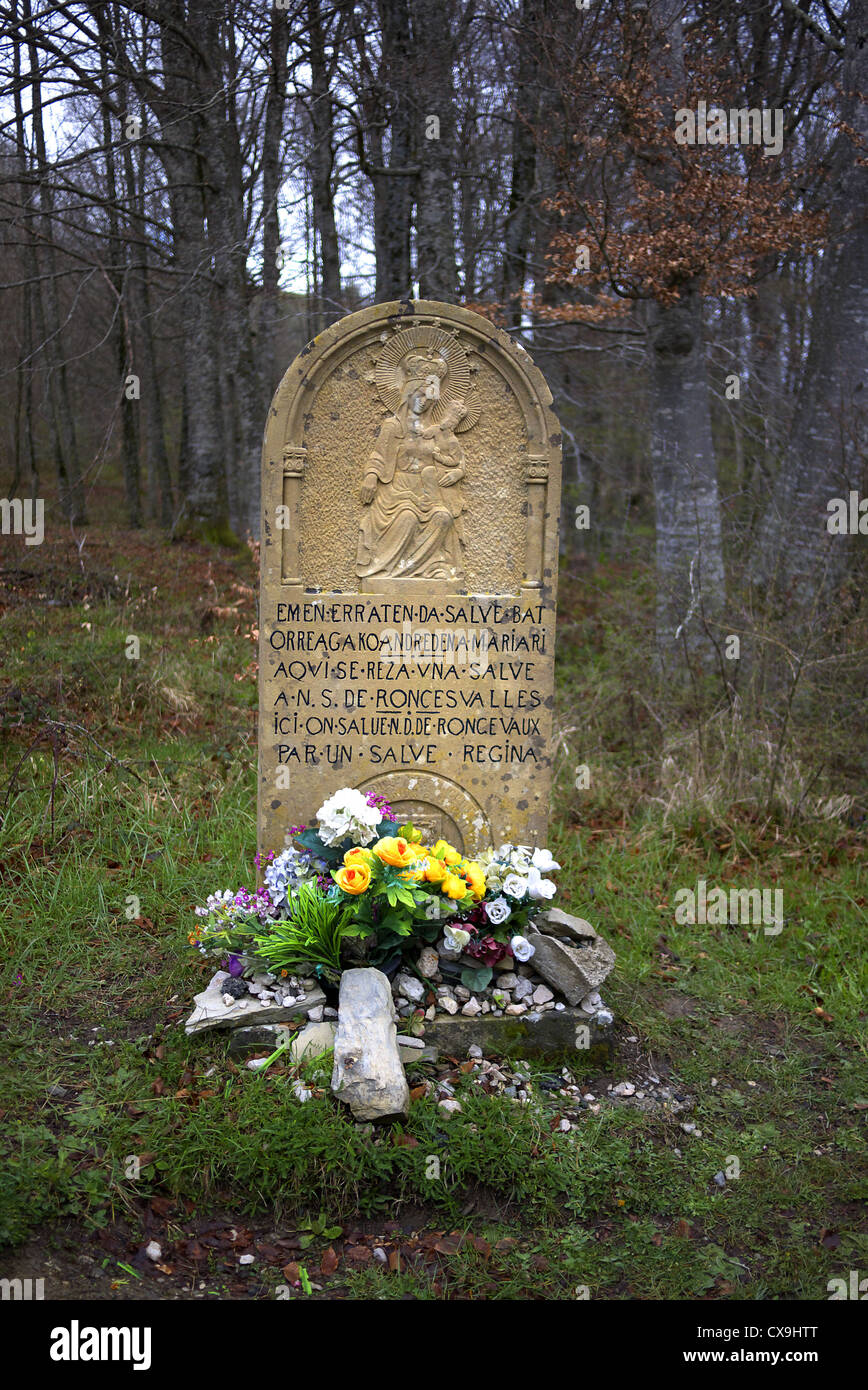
[[261, 7, 289, 401], [307, 0, 342, 327], [753, 0, 867, 611], [22, 0, 86, 523], [92, 1, 141, 527], [411, 0, 458, 300], [359, 0, 414, 300], [501, 0, 542, 326], [644, 0, 725, 659], [156, 0, 229, 540]]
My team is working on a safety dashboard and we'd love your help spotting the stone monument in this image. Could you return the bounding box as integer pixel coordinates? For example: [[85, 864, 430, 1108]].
[[258, 300, 562, 862]]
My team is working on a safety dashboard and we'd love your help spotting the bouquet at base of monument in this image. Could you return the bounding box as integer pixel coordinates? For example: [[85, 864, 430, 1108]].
[[187, 786, 562, 992]]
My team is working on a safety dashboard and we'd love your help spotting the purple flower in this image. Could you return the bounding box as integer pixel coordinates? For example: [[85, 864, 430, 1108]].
[[223, 954, 244, 977]]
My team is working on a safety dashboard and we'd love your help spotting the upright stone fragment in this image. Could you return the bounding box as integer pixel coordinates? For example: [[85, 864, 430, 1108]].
[[331, 968, 409, 1121], [526, 908, 616, 1006], [258, 300, 563, 860]]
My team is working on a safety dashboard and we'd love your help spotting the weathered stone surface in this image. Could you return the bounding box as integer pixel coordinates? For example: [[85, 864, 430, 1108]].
[[422, 1005, 614, 1062], [526, 910, 616, 1006], [291, 1021, 337, 1063], [185, 984, 326, 1034], [331, 968, 409, 1120], [258, 300, 563, 860]]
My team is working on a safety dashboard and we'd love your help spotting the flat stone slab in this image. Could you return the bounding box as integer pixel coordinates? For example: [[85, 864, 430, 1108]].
[[421, 1005, 614, 1062], [185, 984, 326, 1035], [528, 908, 616, 1007]]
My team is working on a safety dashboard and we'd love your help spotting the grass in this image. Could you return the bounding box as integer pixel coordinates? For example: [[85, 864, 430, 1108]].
[[0, 519, 865, 1300]]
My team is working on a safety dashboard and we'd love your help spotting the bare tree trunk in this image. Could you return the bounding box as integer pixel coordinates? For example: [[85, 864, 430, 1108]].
[[306, 0, 342, 326], [261, 6, 288, 400], [22, 0, 86, 523], [644, 0, 725, 659], [501, 0, 541, 325], [155, 0, 230, 540], [353, 0, 415, 300], [91, 1, 141, 527], [753, 0, 867, 610], [411, 0, 457, 300]]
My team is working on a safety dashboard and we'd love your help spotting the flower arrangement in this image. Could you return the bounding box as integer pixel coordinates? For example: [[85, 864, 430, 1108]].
[[188, 788, 561, 993]]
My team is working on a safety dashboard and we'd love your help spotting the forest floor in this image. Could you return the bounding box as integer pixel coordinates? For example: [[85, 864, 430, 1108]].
[[0, 518, 865, 1301]]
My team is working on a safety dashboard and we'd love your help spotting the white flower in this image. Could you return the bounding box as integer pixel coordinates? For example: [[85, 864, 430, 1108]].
[[510, 934, 535, 962], [484, 896, 511, 925], [526, 866, 557, 901], [532, 847, 561, 873], [443, 926, 471, 952], [205, 890, 235, 913], [502, 873, 528, 899], [316, 788, 382, 846]]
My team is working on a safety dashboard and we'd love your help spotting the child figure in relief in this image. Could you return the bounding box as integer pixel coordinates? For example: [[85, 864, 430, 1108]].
[[418, 400, 467, 546]]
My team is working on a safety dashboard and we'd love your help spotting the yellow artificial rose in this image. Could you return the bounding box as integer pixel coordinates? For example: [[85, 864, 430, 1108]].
[[441, 873, 467, 899], [373, 836, 418, 868], [343, 846, 374, 867], [431, 838, 462, 866], [423, 855, 448, 884], [399, 862, 425, 883], [335, 862, 371, 894], [461, 860, 487, 900]]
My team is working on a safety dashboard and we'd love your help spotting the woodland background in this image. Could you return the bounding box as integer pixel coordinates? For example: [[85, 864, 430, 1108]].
[[0, 2, 865, 1300]]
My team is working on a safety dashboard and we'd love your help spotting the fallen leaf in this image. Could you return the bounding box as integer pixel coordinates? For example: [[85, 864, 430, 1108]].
[[320, 1246, 339, 1275]]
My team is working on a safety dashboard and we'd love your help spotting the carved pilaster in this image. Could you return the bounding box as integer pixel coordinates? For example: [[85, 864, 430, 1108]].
[[523, 455, 549, 588], [281, 446, 306, 585]]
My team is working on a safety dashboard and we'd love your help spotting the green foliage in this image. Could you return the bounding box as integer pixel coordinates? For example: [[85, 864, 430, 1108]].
[[253, 881, 358, 982], [461, 964, 493, 993]]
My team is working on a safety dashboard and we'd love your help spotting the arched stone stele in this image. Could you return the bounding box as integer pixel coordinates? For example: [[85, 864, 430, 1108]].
[[258, 300, 562, 859]]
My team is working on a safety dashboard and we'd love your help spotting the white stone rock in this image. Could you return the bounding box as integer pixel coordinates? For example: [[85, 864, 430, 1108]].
[[438, 1098, 462, 1117], [307, 1004, 325, 1022], [612, 1081, 636, 1096], [239, 1254, 255, 1265], [505, 1002, 527, 1015], [532, 984, 554, 1005], [461, 997, 482, 1017], [396, 974, 426, 1004], [290, 1021, 337, 1063], [454, 986, 471, 1002], [439, 996, 459, 1015], [331, 968, 409, 1121], [513, 978, 534, 1001], [417, 947, 440, 978], [496, 973, 519, 990], [145, 1241, 162, 1262]]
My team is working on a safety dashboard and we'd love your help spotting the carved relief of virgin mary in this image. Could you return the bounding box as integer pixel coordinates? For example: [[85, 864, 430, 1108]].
[[356, 325, 478, 589]]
